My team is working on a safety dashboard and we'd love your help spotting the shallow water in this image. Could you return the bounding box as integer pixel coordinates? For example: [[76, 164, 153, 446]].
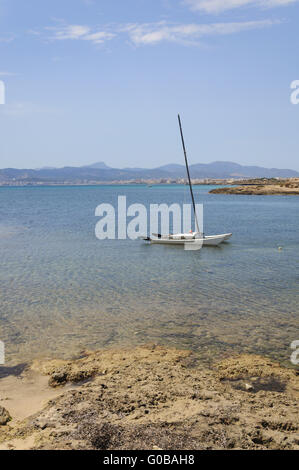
[[0, 185, 298, 366]]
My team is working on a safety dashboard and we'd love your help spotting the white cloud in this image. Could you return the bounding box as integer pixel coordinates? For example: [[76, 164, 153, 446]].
[[0, 71, 16, 77], [48, 25, 91, 40], [47, 24, 115, 44], [0, 33, 15, 43], [42, 18, 280, 47], [185, 0, 298, 14], [83, 31, 115, 44], [123, 19, 280, 45]]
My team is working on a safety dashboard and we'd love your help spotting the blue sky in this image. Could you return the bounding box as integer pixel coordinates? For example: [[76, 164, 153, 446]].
[[0, 0, 299, 170]]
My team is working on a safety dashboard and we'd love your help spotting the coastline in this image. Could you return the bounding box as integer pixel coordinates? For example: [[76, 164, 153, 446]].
[[0, 344, 298, 450], [1, 177, 299, 192], [210, 179, 299, 195]]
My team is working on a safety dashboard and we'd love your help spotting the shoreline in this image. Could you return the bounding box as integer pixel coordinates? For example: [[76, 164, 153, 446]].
[[210, 180, 299, 195], [1, 177, 299, 188], [0, 344, 298, 450]]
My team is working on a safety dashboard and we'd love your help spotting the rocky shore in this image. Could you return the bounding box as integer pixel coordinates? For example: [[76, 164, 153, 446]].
[[210, 178, 299, 195], [0, 345, 298, 450]]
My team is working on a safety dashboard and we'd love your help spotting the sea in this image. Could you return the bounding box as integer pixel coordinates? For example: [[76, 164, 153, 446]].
[[0, 184, 298, 367]]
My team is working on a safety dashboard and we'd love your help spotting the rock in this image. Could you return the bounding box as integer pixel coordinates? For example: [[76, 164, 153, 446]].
[[0, 406, 11, 425], [4, 346, 297, 450], [245, 383, 254, 391], [49, 370, 68, 387], [209, 181, 299, 196]]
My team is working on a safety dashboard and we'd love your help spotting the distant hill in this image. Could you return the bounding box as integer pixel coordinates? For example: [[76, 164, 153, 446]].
[[155, 162, 299, 179], [82, 162, 111, 169], [0, 161, 298, 183]]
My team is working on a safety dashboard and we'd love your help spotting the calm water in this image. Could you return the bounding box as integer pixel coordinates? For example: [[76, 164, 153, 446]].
[[0, 185, 298, 366]]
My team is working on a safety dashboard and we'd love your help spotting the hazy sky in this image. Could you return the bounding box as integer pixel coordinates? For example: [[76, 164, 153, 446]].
[[0, 0, 299, 170]]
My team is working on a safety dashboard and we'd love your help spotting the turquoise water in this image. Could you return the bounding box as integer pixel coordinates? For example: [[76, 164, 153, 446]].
[[0, 185, 298, 366]]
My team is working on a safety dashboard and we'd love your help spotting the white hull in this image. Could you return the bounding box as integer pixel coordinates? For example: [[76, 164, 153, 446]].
[[204, 233, 232, 243], [145, 233, 232, 247]]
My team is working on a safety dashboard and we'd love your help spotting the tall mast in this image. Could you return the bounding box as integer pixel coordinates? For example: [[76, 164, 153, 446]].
[[178, 114, 200, 233]]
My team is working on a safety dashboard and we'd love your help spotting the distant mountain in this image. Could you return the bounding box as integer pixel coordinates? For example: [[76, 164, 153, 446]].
[[82, 162, 111, 169], [35, 166, 57, 170], [188, 162, 299, 179], [157, 164, 186, 174], [0, 161, 298, 183]]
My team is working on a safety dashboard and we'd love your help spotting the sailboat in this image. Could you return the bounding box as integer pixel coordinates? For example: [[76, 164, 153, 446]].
[[141, 115, 232, 247]]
